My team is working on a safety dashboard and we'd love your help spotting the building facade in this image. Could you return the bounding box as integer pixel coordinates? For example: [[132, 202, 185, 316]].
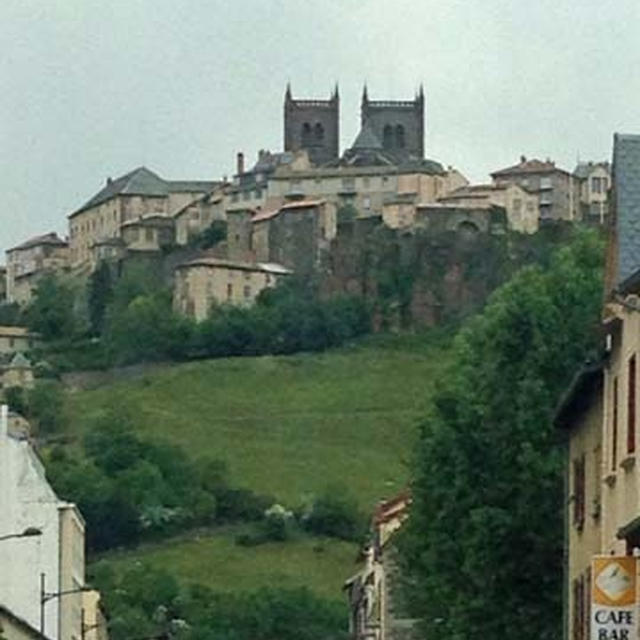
[[575, 162, 611, 225], [437, 182, 539, 233], [5, 233, 69, 305], [0, 327, 37, 355], [68, 167, 216, 267], [557, 134, 640, 640], [173, 257, 290, 321], [491, 156, 580, 223], [0, 405, 100, 640]]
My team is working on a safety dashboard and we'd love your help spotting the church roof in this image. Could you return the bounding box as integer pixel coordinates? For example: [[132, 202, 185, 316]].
[[351, 121, 383, 150], [9, 353, 31, 368], [7, 232, 67, 253]]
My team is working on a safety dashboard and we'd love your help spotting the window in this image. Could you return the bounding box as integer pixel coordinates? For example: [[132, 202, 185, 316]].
[[572, 454, 585, 528], [342, 177, 355, 191], [383, 125, 394, 149], [243, 285, 251, 299], [628, 355, 636, 454], [301, 122, 312, 146], [540, 176, 552, 190], [227, 283, 233, 300], [395, 125, 405, 149], [591, 177, 602, 193], [145, 228, 154, 242], [513, 199, 522, 213], [363, 196, 371, 210], [314, 122, 324, 142], [612, 376, 619, 470]]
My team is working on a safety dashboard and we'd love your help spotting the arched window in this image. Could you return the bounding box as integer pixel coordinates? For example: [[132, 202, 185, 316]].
[[395, 125, 405, 149], [383, 125, 394, 150], [301, 122, 312, 146], [314, 122, 324, 142]]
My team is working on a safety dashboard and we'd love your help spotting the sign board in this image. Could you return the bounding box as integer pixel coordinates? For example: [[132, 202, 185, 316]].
[[592, 556, 637, 640]]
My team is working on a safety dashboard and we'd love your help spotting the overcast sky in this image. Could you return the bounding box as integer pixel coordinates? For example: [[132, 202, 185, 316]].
[[2, 0, 639, 256]]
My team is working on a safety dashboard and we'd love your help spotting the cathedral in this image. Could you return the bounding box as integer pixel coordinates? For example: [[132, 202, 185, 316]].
[[283, 84, 425, 167]]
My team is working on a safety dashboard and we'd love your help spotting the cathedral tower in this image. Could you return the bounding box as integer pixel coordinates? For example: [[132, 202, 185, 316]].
[[284, 84, 340, 166], [360, 85, 425, 162]]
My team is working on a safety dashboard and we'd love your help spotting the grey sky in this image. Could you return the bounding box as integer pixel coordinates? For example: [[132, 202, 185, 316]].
[[2, 0, 639, 256]]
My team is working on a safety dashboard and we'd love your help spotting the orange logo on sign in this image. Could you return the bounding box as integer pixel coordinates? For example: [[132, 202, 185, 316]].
[[592, 556, 637, 607]]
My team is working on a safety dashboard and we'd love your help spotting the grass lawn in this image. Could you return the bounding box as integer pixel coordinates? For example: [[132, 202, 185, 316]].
[[65, 332, 449, 512], [92, 528, 359, 601]]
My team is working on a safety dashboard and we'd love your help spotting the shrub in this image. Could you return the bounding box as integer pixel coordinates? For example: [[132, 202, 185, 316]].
[[303, 485, 365, 542]]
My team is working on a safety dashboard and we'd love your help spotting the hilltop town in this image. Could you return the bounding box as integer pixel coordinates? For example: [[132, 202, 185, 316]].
[[0, 85, 630, 640]]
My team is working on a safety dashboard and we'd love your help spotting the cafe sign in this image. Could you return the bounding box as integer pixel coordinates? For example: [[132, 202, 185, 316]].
[[592, 556, 637, 640]]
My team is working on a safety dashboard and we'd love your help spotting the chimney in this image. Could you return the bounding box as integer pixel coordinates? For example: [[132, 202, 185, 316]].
[[106, 177, 113, 185], [520, 155, 527, 164], [236, 152, 245, 176]]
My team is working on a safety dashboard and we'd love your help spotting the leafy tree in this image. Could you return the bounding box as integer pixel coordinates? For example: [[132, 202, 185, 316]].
[[26, 274, 75, 340], [399, 230, 604, 640], [189, 220, 227, 249], [88, 261, 114, 335], [0, 302, 22, 326], [3, 386, 26, 414], [27, 380, 66, 434], [304, 484, 365, 541]]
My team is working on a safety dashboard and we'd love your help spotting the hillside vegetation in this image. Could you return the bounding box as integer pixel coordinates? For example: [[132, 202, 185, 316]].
[[65, 333, 450, 510]]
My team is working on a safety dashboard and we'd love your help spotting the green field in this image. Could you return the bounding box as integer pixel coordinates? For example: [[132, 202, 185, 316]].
[[67, 333, 448, 510], [93, 528, 359, 600], [66, 332, 449, 597]]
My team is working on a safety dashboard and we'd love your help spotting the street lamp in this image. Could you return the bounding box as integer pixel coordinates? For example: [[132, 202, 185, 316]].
[[40, 573, 92, 634], [0, 527, 42, 542]]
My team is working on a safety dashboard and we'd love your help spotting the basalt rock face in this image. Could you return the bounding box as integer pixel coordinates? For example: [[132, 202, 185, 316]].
[[322, 219, 576, 329]]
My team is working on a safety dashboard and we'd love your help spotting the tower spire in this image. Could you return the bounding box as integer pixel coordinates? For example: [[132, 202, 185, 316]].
[[332, 82, 339, 100], [285, 82, 292, 102], [361, 83, 369, 105]]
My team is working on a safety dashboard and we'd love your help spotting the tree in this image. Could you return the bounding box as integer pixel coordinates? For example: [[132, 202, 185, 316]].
[[25, 275, 76, 340], [189, 220, 227, 249], [88, 261, 113, 335], [27, 381, 66, 434], [399, 230, 604, 640]]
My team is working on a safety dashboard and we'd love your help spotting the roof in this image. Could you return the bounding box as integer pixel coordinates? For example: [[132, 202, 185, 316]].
[[491, 157, 566, 177], [612, 134, 640, 289], [120, 214, 174, 228], [553, 361, 604, 429], [70, 167, 217, 218], [351, 121, 383, 150], [251, 200, 326, 224], [8, 352, 31, 368], [574, 161, 611, 179], [0, 326, 31, 338], [7, 232, 67, 253], [176, 257, 291, 275]]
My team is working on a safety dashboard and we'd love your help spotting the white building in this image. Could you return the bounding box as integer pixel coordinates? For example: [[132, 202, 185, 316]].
[[0, 406, 96, 640]]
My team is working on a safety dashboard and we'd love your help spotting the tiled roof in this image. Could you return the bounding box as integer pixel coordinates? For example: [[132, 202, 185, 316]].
[[351, 121, 383, 150], [7, 232, 67, 253], [70, 167, 217, 218], [613, 134, 640, 288], [491, 158, 559, 177], [280, 199, 325, 210]]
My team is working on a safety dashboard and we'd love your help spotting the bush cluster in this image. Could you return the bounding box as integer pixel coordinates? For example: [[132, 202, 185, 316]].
[[90, 561, 347, 640], [46, 406, 273, 552]]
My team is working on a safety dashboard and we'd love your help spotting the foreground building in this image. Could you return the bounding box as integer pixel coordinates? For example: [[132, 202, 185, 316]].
[[0, 405, 102, 640], [556, 134, 640, 640]]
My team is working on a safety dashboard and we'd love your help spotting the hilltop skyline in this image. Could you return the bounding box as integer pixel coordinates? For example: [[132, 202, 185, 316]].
[[2, 0, 639, 254]]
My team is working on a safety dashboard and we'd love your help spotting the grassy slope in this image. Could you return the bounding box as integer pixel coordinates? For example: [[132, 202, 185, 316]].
[[94, 529, 358, 600], [67, 332, 449, 598]]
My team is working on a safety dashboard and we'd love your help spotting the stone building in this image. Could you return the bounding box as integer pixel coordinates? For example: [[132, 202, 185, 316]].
[[173, 257, 290, 320], [491, 156, 580, 223], [1, 353, 35, 392], [0, 266, 6, 302], [250, 200, 337, 275], [0, 327, 37, 355], [5, 233, 69, 305], [174, 187, 227, 246], [555, 134, 640, 640], [0, 405, 102, 640], [437, 183, 539, 233], [284, 84, 340, 166], [68, 166, 217, 267], [574, 161, 611, 225]]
